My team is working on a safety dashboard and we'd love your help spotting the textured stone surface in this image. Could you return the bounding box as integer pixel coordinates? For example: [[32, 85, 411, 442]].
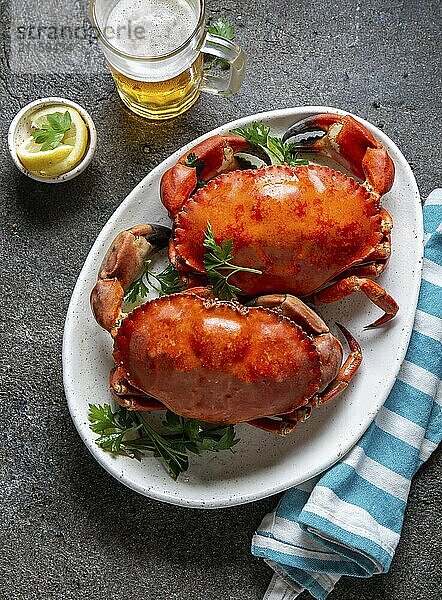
[[1, 0, 441, 598]]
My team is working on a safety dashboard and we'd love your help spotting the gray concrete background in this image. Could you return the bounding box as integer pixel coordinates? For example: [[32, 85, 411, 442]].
[[1, 0, 441, 598]]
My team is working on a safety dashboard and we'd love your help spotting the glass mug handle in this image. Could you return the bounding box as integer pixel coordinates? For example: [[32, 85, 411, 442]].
[[199, 32, 246, 97]]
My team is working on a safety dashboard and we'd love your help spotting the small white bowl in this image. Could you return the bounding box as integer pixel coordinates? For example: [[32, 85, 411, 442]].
[[8, 97, 97, 183]]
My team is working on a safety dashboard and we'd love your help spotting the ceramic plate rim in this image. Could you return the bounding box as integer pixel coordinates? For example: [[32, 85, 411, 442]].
[[63, 105, 423, 508]]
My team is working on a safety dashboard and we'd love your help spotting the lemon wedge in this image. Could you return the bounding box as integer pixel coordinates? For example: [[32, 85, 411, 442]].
[[16, 138, 74, 178], [17, 105, 89, 178]]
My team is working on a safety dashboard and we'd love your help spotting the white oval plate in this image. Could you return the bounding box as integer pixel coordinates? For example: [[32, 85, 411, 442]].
[[63, 106, 422, 509]]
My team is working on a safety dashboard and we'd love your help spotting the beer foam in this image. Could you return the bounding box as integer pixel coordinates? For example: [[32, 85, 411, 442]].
[[105, 0, 198, 57]]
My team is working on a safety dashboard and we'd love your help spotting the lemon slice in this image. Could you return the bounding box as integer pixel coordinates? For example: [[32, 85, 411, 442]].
[[22, 105, 89, 177], [16, 137, 74, 178]]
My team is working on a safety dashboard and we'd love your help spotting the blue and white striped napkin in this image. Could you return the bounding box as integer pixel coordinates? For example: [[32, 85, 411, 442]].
[[252, 189, 442, 600]]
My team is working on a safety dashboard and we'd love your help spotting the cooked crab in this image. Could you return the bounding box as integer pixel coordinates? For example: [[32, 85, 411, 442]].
[[160, 113, 398, 328], [90, 225, 362, 435]]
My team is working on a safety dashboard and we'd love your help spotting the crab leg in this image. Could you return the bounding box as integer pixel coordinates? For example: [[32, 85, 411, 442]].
[[112, 392, 166, 412], [315, 324, 363, 404], [249, 293, 346, 392], [247, 293, 329, 334], [248, 403, 313, 436], [112, 393, 166, 412], [341, 208, 392, 279], [90, 223, 170, 332], [367, 207, 393, 262], [248, 324, 362, 436], [312, 276, 399, 329], [247, 415, 302, 436], [343, 263, 387, 278], [110, 367, 166, 411], [283, 113, 395, 197]]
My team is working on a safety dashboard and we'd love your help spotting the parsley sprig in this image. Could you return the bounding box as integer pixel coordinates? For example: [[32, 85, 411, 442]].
[[205, 17, 235, 70], [185, 152, 206, 188], [124, 261, 184, 304], [88, 404, 150, 460], [185, 152, 205, 171], [203, 222, 262, 300], [207, 16, 235, 39], [124, 262, 150, 304], [89, 404, 239, 480], [147, 264, 185, 297], [233, 121, 309, 167], [31, 110, 72, 151]]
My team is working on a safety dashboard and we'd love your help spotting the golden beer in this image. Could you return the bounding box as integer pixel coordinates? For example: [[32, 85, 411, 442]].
[[109, 54, 204, 119], [91, 0, 246, 120]]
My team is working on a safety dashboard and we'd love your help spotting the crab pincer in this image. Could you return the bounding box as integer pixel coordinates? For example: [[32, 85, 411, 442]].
[[283, 112, 395, 196], [90, 224, 171, 333], [160, 134, 251, 219]]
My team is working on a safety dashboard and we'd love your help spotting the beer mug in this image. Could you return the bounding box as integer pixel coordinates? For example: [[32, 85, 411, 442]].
[[90, 0, 246, 119]]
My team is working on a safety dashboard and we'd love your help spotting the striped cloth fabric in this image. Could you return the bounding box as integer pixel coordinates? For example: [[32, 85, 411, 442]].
[[252, 189, 442, 600]]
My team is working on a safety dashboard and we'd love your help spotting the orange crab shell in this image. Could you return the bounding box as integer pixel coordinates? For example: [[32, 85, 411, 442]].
[[172, 164, 385, 297], [113, 293, 323, 424]]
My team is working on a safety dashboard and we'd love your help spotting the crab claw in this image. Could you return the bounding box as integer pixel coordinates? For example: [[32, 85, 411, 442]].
[[160, 134, 251, 219], [90, 224, 171, 333], [283, 113, 395, 197]]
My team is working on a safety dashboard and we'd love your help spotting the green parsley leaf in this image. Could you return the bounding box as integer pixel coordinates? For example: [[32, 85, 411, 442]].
[[124, 261, 184, 304], [184, 419, 202, 441], [233, 121, 309, 167], [216, 426, 237, 450], [205, 17, 235, 70], [185, 152, 205, 171], [147, 263, 186, 296], [31, 110, 72, 151], [185, 152, 206, 188], [89, 404, 240, 479], [124, 271, 149, 304], [207, 16, 235, 40], [203, 222, 262, 300], [88, 404, 147, 460], [234, 122, 270, 147], [138, 414, 190, 479]]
